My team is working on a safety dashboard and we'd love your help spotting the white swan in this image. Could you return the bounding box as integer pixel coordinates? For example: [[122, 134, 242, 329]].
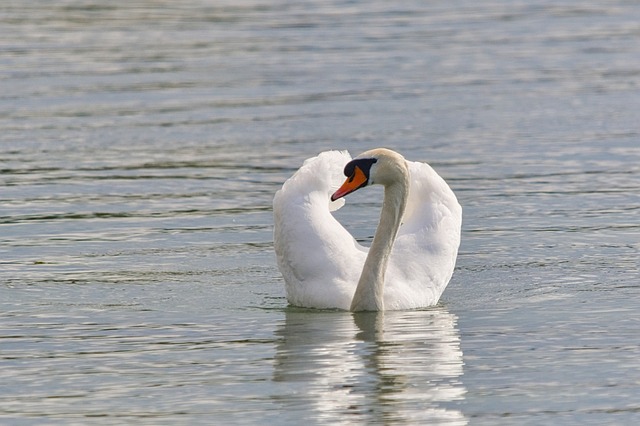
[[273, 148, 461, 311]]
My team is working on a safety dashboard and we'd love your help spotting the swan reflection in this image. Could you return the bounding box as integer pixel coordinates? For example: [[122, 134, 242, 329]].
[[274, 307, 466, 424]]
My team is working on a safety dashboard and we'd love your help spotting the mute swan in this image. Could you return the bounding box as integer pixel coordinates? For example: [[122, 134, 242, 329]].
[[273, 148, 461, 311]]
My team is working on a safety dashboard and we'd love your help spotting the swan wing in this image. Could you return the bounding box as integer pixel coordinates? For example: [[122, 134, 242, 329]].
[[385, 161, 462, 309], [273, 151, 366, 309]]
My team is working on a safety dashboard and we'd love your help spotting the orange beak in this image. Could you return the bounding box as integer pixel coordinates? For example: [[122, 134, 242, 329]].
[[331, 166, 368, 201]]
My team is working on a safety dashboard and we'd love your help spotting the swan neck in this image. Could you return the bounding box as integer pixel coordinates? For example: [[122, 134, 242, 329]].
[[350, 178, 408, 312]]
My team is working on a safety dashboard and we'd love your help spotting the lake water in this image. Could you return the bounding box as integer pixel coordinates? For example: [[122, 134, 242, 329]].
[[1, 0, 639, 424]]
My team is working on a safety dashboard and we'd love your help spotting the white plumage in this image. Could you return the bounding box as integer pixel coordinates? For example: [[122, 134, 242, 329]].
[[273, 149, 461, 311]]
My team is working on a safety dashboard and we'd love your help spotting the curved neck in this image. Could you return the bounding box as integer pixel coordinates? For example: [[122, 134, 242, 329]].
[[350, 179, 408, 312]]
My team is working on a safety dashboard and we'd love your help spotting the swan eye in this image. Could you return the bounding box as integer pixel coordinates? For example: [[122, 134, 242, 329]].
[[343, 158, 377, 180]]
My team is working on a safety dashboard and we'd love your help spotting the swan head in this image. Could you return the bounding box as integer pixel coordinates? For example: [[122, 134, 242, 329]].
[[331, 148, 407, 201]]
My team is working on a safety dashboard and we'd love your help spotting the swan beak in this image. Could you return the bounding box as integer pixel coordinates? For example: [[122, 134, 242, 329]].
[[331, 166, 368, 201]]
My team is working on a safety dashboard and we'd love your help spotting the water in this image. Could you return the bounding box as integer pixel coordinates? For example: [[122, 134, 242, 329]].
[[1, 0, 639, 424]]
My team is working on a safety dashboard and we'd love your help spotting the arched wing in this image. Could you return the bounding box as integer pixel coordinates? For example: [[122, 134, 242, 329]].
[[273, 151, 367, 309], [385, 161, 462, 309]]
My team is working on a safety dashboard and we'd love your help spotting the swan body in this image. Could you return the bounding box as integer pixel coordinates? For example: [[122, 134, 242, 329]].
[[273, 148, 461, 311]]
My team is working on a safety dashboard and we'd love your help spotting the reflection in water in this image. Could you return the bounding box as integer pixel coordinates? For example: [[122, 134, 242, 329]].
[[274, 308, 466, 424]]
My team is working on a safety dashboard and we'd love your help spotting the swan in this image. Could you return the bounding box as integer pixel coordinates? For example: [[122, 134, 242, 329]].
[[273, 148, 461, 311]]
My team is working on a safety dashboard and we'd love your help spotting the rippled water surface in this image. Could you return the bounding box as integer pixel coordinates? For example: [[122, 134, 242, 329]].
[[2, 1, 639, 424]]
